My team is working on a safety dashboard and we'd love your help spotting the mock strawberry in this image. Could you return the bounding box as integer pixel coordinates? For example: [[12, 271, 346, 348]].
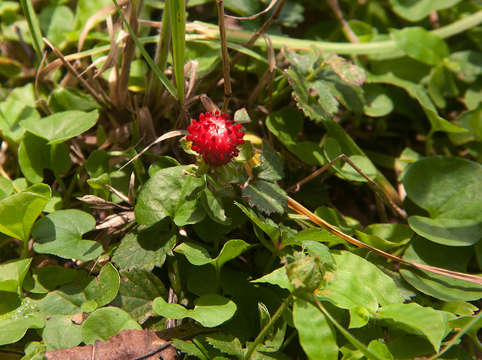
[[187, 112, 245, 166]]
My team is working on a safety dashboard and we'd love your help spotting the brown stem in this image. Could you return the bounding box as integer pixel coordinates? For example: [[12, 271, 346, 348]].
[[43, 38, 110, 109], [230, 0, 286, 67], [288, 153, 407, 219], [287, 196, 482, 285], [327, 0, 359, 43]]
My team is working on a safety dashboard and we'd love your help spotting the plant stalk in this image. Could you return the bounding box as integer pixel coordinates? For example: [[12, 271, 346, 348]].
[[191, 10, 482, 56], [216, 0, 232, 112], [244, 293, 293, 360]]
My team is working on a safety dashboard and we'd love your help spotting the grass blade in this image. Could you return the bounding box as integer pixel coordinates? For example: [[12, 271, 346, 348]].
[[19, 0, 43, 58], [112, 0, 177, 100], [169, 0, 186, 105]]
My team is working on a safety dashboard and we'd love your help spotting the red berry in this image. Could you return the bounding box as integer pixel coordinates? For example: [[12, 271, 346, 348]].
[[187, 112, 245, 166]]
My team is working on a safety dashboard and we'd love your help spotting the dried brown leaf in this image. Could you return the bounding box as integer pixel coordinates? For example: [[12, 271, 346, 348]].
[[45, 329, 176, 360]]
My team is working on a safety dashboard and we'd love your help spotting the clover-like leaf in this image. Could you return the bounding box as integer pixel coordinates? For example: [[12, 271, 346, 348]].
[[81, 307, 141, 344], [153, 294, 236, 327], [83, 263, 120, 312], [135, 165, 205, 226], [21, 110, 98, 144], [0, 298, 45, 346], [403, 156, 482, 246], [0, 184, 51, 243], [18, 132, 71, 183], [175, 239, 251, 272], [0, 258, 32, 293], [32, 209, 102, 261]]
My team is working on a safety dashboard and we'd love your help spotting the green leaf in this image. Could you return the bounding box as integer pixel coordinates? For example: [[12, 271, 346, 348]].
[[403, 156, 481, 217], [175, 241, 212, 266], [224, 0, 259, 16], [112, 221, 176, 271], [25, 265, 78, 294], [286, 67, 338, 122], [18, 132, 71, 183], [0, 176, 14, 200], [367, 72, 465, 134], [112, 269, 167, 324], [323, 137, 377, 182], [242, 180, 287, 215], [265, 108, 325, 166], [356, 224, 412, 251], [448, 51, 482, 84], [34, 282, 86, 316], [81, 307, 141, 344], [0, 184, 50, 242], [135, 165, 205, 226], [392, 27, 449, 66], [252, 267, 293, 292], [449, 109, 482, 146], [258, 141, 284, 181], [377, 303, 450, 351], [42, 315, 82, 351], [319, 251, 403, 314], [367, 340, 394, 360], [172, 339, 209, 360], [38, 5, 74, 48], [83, 263, 120, 311], [21, 110, 98, 144], [324, 53, 366, 86], [0, 99, 39, 142], [266, 107, 303, 147], [22, 341, 46, 360], [363, 84, 394, 117], [235, 202, 280, 242], [0, 298, 45, 346], [32, 209, 102, 261], [293, 298, 338, 360], [48, 87, 100, 112], [403, 156, 482, 245], [0, 258, 31, 293], [175, 239, 251, 271], [214, 239, 251, 269], [203, 333, 244, 358], [408, 216, 481, 247], [389, 0, 462, 22], [202, 187, 229, 224], [74, 0, 111, 30], [286, 252, 324, 293], [400, 237, 482, 301], [153, 294, 237, 327]]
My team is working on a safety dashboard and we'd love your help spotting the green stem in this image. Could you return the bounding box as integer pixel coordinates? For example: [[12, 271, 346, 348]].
[[21, 240, 29, 259], [428, 312, 482, 359], [244, 293, 293, 360], [191, 10, 482, 55], [19, 0, 43, 58], [156, 0, 172, 72], [170, 0, 186, 105], [312, 294, 385, 360]]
